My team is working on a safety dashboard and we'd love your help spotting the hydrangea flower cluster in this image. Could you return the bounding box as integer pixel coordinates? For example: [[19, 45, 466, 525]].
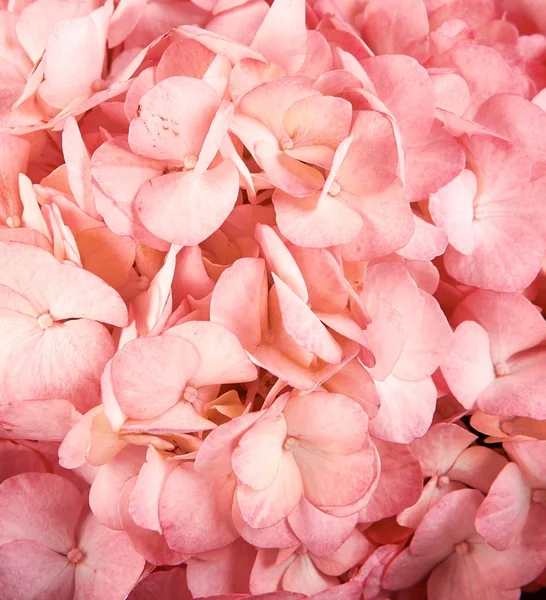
[[1, 0, 546, 598]]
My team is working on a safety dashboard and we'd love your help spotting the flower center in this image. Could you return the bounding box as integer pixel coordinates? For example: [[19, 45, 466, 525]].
[[283, 436, 298, 451], [500, 421, 514, 435], [454, 541, 469, 555], [494, 362, 510, 377], [328, 181, 341, 196], [137, 276, 149, 291], [183, 155, 198, 170], [281, 138, 294, 151], [91, 79, 106, 92], [183, 386, 199, 403], [5, 215, 20, 228], [437, 475, 451, 488], [532, 489, 546, 504], [37, 313, 54, 329], [66, 548, 84, 563]]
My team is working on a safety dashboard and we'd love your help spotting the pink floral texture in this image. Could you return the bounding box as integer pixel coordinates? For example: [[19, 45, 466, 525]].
[[1, 0, 546, 597]]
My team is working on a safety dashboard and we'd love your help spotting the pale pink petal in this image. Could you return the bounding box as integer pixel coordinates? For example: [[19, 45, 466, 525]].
[[370, 375, 437, 444], [273, 189, 363, 248], [441, 321, 495, 410], [237, 450, 303, 528], [284, 392, 368, 455], [410, 423, 477, 477], [311, 529, 372, 576], [128, 76, 220, 161], [160, 464, 238, 554], [448, 446, 508, 493], [111, 335, 200, 420], [251, 0, 307, 73], [136, 161, 239, 246], [0, 472, 82, 551], [0, 539, 75, 600], [75, 510, 146, 600], [359, 439, 422, 522], [166, 321, 258, 387], [287, 498, 357, 557], [232, 415, 287, 490], [475, 462, 531, 550]]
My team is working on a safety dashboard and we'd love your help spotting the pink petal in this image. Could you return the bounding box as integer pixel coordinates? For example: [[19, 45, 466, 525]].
[[232, 415, 287, 491], [166, 321, 258, 387], [274, 189, 363, 248], [160, 464, 238, 554], [136, 160, 240, 246], [255, 224, 308, 303], [75, 510, 146, 600], [293, 440, 376, 509], [287, 498, 357, 557], [186, 538, 256, 596], [119, 477, 187, 566], [311, 529, 372, 576], [370, 375, 437, 444], [475, 462, 531, 550], [155, 39, 215, 82], [429, 169, 476, 255], [441, 321, 495, 410], [111, 335, 200, 420], [0, 472, 82, 551], [284, 392, 368, 455], [359, 439, 422, 523], [237, 450, 303, 528], [363, 55, 435, 143], [448, 446, 508, 493], [128, 76, 220, 161], [250, 0, 307, 73], [0, 539, 75, 600], [410, 423, 477, 477], [273, 274, 342, 364]]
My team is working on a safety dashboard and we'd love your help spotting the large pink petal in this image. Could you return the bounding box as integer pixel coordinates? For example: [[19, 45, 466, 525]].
[[293, 441, 376, 509], [160, 465, 238, 554], [475, 462, 531, 550], [429, 169, 476, 255], [237, 450, 303, 528], [448, 446, 508, 493], [358, 0, 429, 56], [405, 121, 466, 203], [287, 245, 348, 313], [0, 472, 82, 551], [273, 274, 342, 364], [38, 2, 111, 111], [111, 335, 200, 420], [255, 224, 308, 303], [186, 538, 255, 596], [1, 319, 116, 413], [0, 241, 128, 325], [251, 0, 307, 73], [359, 439, 422, 523], [232, 415, 287, 491], [210, 257, 268, 350], [75, 511, 146, 600], [128, 76, 220, 161], [441, 321, 495, 410], [410, 488, 484, 557], [410, 423, 477, 478], [166, 321, 258, 387], [287, 498, 357, 557], [452, 290, 546, 364], [369, 375, 437, 444], [274, 189, 363, 248], [0, 399, 80, 443], [119, 478, 187, 566], [322, 358, 380, 418], [0, 539, 75, 600], [311, 529, 372, 576], [136, 160, 240, 246], [363, 55, 435, 143], [89, 446, 146, 530], [284, 392, 368, 455]]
